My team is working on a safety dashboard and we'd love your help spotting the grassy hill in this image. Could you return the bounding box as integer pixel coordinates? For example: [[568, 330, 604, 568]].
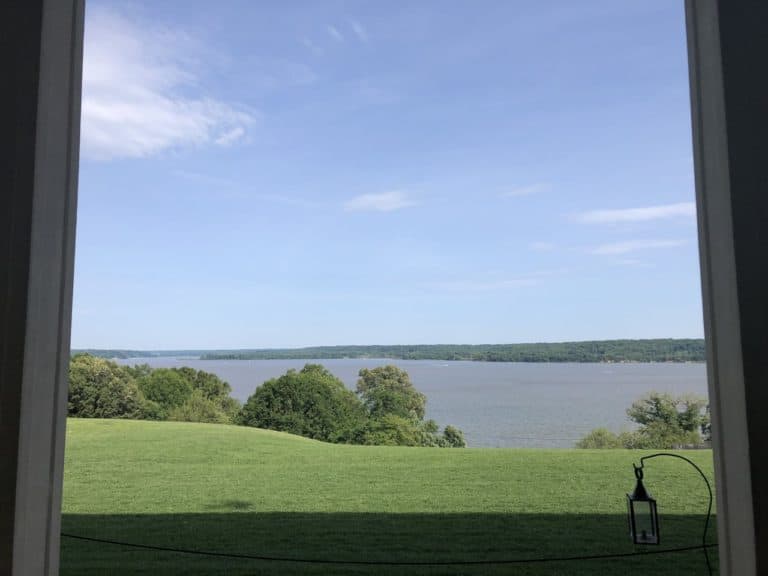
[[61, 419, 718, 575]]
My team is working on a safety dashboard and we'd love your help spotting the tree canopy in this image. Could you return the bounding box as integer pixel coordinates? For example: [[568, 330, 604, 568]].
[[68, 354, 150, 419], [68, 356, 464, 447], [578, 391, 709, 449], [356, 365, 426, 420], [237, 363, 465, 448], [238, 364, 367, 443], [67, 354, 240, 424], [354, 366, 465, 447]]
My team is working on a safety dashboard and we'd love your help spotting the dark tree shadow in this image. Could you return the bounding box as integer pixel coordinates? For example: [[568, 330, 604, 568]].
[[60, 512, 717, 576]]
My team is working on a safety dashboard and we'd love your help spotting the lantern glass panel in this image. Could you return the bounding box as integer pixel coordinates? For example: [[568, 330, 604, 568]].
[[630, 499, 659, 544]]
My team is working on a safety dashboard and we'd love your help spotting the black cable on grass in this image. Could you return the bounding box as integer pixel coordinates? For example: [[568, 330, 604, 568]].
[[61, 532, 717, 567]]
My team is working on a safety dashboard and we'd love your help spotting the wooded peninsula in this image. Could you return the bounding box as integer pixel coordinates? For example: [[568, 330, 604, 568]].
[[76, 338, 705, 363]]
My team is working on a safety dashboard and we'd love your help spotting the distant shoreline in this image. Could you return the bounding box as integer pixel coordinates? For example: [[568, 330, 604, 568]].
[[74, 338, 706, 364]]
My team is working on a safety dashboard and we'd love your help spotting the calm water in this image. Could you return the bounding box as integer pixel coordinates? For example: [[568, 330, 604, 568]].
[[117, 358, 708, 448]]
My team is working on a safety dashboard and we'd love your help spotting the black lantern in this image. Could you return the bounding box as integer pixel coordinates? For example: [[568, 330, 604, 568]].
[[627, 463, 659, 545]]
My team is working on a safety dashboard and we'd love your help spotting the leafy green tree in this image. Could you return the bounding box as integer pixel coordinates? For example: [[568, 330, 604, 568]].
[[168, 389, 230, 424], [68, 354, 148, 419], [355, 365, 465, 447], [123, 363, 152, 380], [360, 414, 424, 446], [618, 422, 702, 450], [626, 392, 708, 447], [137, 368, 193, 415], [578, 392, 710, 449], [171, 367, 241, 418], [442, 425, 467, 448], [356, 366, 426, 420], [238, 364, 368, 443]]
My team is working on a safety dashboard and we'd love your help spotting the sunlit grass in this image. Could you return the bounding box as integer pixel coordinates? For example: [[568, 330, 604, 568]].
[[61, 419, 717, 575]]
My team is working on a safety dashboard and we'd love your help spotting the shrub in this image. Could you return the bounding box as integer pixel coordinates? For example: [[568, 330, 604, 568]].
[[575, 428, 622, 449], [619, 422, 703, 449], [442, 425, 467, 448]]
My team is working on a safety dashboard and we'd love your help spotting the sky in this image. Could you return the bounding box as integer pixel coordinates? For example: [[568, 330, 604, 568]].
[[72, 0, 703, 349]]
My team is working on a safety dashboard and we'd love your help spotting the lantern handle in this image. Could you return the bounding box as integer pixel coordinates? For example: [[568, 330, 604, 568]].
[[637, 452, 713, 576]]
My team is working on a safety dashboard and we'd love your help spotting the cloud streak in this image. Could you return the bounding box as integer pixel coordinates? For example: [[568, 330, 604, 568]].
[[574, 202, 696, 224], [349, 19, 369, 42], [81, 7, 254, 160], [530, 241, 556, 252], [301, 37, 323, 56], [426, 278, 538, 292], [499, 184, 548, 198], [590, 239, 687, 255], [327, 25, 344, 42], [343, 191, 416, 213], [425, 269, 564, 292]]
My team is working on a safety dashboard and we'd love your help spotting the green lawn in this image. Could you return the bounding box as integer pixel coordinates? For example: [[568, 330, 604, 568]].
[[61, 419, 717, 575]]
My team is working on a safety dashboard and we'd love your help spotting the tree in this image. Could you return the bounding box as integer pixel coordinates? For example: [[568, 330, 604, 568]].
[[355, 365, 465, 447], [441, 425, 466, 448], [168, 389, 230, 424], [359, 414, 424, 446], [577, 392, 710, 449], [626, 392, 708, 447], [356, 366, 426, 420], [238, 364, 368, 443], [137, 368, 193, 416], [68, 354, 150, 419], [172, 367, 241, 419]]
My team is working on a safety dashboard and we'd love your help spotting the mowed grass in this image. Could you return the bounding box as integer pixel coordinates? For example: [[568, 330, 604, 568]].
[[61, 419, 718, 575]]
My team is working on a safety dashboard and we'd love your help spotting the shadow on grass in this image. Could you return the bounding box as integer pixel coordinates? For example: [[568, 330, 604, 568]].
[[60, 512, 717, 576]]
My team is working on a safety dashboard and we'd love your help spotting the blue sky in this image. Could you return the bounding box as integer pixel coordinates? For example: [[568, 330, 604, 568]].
[[72, 0, 702, 349]]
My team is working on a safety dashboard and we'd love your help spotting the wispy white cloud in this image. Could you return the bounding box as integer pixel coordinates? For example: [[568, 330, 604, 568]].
[[499, 183, 548, 198], [575, 202, 696, 224], [425, 269, 564, 292], [214, 126, 246, 146], [301, 36, 323, 56], [590, 239, 687, 255], [348, 19, 369, 42], [81, 7, 255, 160], [343, 191, 416, 213], [327, 25, 344, 42], [173, 169, 239, 188], [426, 278, 538, 292], [530, 241, 556, 252]]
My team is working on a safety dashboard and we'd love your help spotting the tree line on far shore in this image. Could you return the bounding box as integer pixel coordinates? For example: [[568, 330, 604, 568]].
[[75, 338, 706, 363], [202, 340, 705, 362], [67, 354, 465, 448]]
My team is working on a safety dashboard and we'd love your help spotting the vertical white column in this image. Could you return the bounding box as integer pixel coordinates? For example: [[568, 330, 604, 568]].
[[0, 1, 84, 575]]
